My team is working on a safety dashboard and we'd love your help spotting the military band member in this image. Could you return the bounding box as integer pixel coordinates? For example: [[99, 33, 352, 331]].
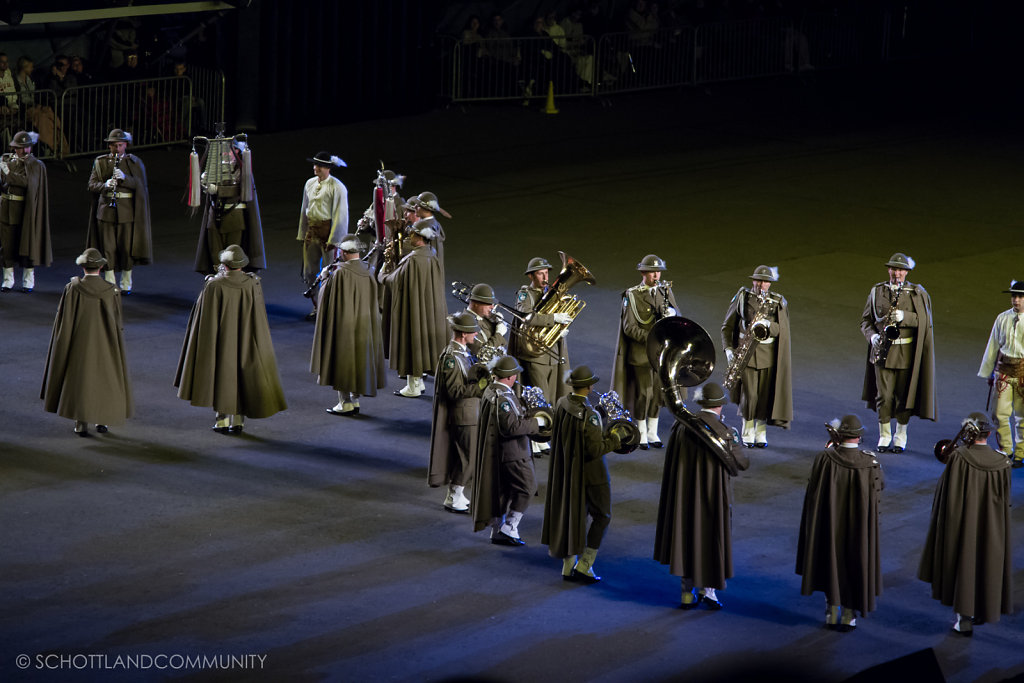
[[297, 150, 348, 314], [918, 413, 1012, 635], [379, 220, 448, 398], [355, 169, 405, 272], [311, 234, 387, 416], [192, 133, 266, 275], [512, 257, 571, 456], [721, 265, 792, 447], [795, 415, 883, 632], [411, 190, 450, 272], [653, 382, 749, 610], [0, 131, 50, 293], [860, 252, 937, 453], [461, 283, 509, 361], [41, 248, 132, 436], [978, 280, 1024, 466], [174, 245, 287, 434], [542, 366, 622, 583], [612, 254, 678, 449], [472, 355, 547, 546], [428, 312, 485, 513], [86, 129, 153, 295]]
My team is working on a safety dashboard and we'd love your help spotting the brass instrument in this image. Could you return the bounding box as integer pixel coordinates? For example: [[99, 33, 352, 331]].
[[933, 418, 983, 463], [519, 251, 595, 356], [521, 385, 553, 443], [653, 280, 675, 318], [451, 281, 562, 362], [722, 288, 778, 393], [596, 390, 641, 454], [871, 284, 908, 365], [646, 316, 745, 475]]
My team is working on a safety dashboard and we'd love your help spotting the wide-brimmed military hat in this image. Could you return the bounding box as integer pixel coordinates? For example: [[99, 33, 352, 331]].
[[750, 265, 779, 282], [75, 247, 107, 268], [307, 150, 346, 167], [219, 244, 249, 269], [338, 234, 364, 253], [450, 311, 480, 333], [9, 131, 39, 148], [637, 254, 666, 272], [410, 218, 437, 240], [1002, 280, 1024, 294], [493, 355, 523, 378], [830, 414, 865, 438], [379, 169, 405, 187], [401, 197, 421, 212], [885, 252, 915, 270], [695, 382, 727, 407], [966, 411, 993, 434], [524, 257, 552, 275], [567, 365, 599, 388], [469, 283, 497, 304], [104, 128, 132, 144], [415, 191, 452, 219]]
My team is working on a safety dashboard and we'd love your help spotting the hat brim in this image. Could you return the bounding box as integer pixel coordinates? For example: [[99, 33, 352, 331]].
[[569, 376, 600, 388]]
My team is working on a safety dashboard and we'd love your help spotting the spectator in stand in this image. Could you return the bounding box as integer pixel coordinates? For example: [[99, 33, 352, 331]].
[[626, 0, 661, 84], [558, 7, 596, 88], [172, 60, 207, 134], [460, 15, 485, 98], [110, 50, 143, 82], [107, 17, 139, 72], [47, 55, 78, 96], [12, 57, 70, 158], [481, 13, 523, 99], [69, 56, 94, 85]]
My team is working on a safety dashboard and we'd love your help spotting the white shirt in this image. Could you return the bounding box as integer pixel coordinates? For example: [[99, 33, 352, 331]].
[[978, 308, 1024, 377], [304, 176, 337, 223]]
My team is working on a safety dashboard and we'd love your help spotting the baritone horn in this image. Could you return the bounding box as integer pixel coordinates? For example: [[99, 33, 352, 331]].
[[518, 250, 595, 357], [647, 316, 745, 475]]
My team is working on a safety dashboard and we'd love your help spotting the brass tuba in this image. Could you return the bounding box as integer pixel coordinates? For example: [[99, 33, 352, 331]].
[[518, 251, 595, 357], [646, 316, 744, 475]]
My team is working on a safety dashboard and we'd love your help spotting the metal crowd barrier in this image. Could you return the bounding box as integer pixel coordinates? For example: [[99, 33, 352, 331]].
[[0, 87, 64, 160], [451, 35, 595, 102], [446, 13, 867, 102]]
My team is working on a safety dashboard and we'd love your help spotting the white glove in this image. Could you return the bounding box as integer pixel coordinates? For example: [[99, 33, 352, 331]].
[[664, 306, 678, 317], [535, 414, 549, 428], [553, 312, 572, 325], [496, 322, 508, 338], [104, 177, 117, 188], [112, 168, 125, 180], [206, 183, 218, 194], [560, 328, 569, 338], [725, 348, 734, 364], [893, 310, 904, 322], [0, 161, 8, 175], [871, 334, 880, 346]]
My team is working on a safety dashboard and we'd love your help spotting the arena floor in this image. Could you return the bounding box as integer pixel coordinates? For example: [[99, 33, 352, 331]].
[[1, 64, 1022, 682]]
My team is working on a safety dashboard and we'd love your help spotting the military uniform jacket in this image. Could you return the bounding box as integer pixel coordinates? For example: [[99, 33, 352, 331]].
[[541, 393, 620, 558], [427, 341, 483, 487], [918, 444, 1012, 624], [463, 307, 508, 360], [381, 244, 448, 378], [510, 285, 569, 370], [471, 381, 541, 532], [795, 445, 884, 613], [860, 281, 937, 420], [721, 287, 793, 426], [86, 153, 153, 264], [653, 411, 749, 587], [0, 153, 51, 266], [310, 259, 386, 396], [174, 269, 287, 418], [41, 275, 133, 424], [611, 283, 678, 397]]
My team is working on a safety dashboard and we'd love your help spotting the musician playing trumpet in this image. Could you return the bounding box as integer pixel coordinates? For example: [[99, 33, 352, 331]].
[[86, 129, 152, 295], [612, 254, 679, 450], [860, 253, 937, 453], [720, 265, 792, 448]]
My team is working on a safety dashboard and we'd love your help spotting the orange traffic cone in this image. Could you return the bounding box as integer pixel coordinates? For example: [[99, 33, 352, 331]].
[[543, 80, 559, 115]]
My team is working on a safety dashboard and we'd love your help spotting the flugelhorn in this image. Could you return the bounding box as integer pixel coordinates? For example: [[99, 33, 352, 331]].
[[933, 417, 984, 463]]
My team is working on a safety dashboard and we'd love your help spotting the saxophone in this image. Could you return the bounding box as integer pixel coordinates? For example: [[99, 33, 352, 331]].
[[870, 284, 906, 365], [722, 288, 777, 393]]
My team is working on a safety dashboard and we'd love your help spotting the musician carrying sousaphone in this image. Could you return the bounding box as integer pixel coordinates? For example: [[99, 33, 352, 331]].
[[86, 128, 152, 295]]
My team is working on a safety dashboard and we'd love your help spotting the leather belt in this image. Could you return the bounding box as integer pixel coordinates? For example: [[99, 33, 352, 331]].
[[891, 337, 915, 345], [1, 193, 24, 201], [107, 191, 134, 199]]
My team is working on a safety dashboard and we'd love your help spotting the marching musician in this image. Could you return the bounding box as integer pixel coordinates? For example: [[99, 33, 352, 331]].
[[191, 131, 266, 275], [860, 253, 937, 453], [653, 382, 749, 610], [311, 234, 387, 417], [720, 265, 792, 448], [795, 415, 883, 632], [355, 168, 405, 273], [541, 366, 622, 583], [428, 312, 486, 514], [472, 355, 547, 546], [460, 283, 508, 361], [611, 254, 679, 450], [86, 129, 153, 295], [297, 150, 348, 318], [411, 190, 450, 272], [978, 280, 1024, 466], [0, 131, 50, 293], [511, 257, 571, 457]]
